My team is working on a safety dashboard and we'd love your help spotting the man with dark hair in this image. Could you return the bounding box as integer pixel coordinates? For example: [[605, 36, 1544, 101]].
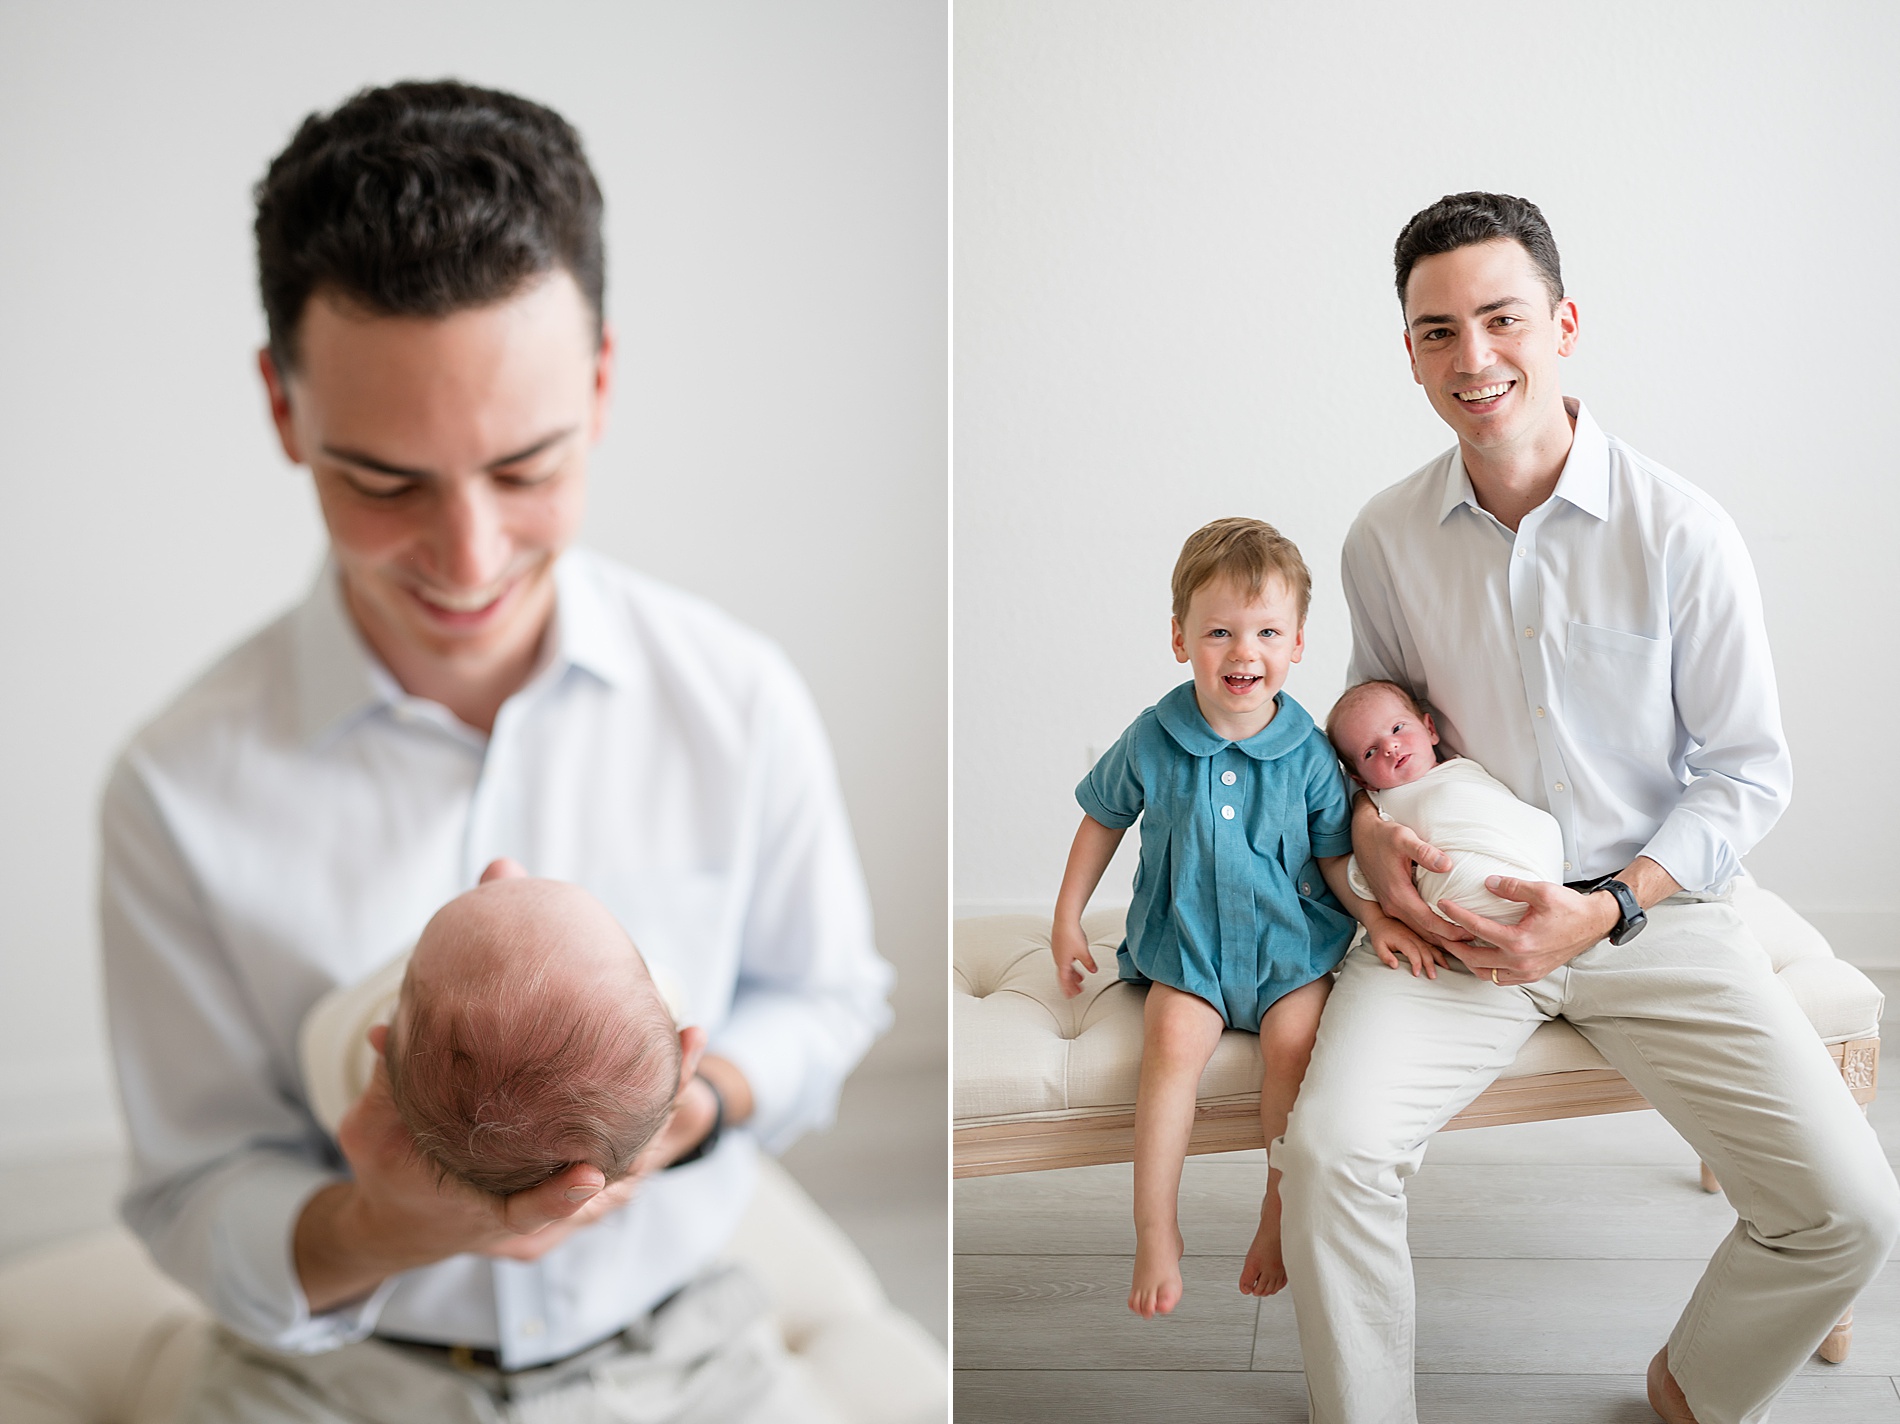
[[1275, 191, 1900, 1424], [101, 81, 894, 1420]]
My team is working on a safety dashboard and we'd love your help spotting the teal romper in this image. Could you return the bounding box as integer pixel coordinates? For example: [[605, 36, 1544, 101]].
[[1076, 682, 1357, 1030]]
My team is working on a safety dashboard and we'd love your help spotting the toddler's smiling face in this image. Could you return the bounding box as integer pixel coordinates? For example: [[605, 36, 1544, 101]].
[[1170, 574, 1305, 743]]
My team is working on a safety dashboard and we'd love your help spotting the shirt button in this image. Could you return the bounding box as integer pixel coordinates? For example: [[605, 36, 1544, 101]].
[[1523, 627, 1535, 638], [1536, 707, 1546, 718], [1221, 770, 1237, 785], [1555, 782, 1566, 792], [1221, 805, 1236, 820], [1300, 882, 1312, 895], [520, 1318, 545, 1337], [1515, 549, 1525, 559], [1564, 861, 1572, 872]]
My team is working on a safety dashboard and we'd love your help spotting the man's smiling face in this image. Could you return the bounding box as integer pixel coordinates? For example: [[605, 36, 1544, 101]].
[[260, 270, 610, 703], [1402, 238, 1577, 457]]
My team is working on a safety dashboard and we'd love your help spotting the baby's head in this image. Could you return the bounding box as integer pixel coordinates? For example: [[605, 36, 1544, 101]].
[[383, 876, 684, 1196], [1169, 518, 1312, 731], [1327, 680, 1441, 790]]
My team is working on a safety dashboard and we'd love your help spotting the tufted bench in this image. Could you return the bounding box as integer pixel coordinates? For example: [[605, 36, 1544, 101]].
[[954, 876, 1882, 1360]]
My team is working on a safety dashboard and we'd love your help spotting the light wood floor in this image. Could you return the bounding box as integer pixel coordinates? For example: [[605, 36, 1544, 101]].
[[953, 970, 1900, 1421]]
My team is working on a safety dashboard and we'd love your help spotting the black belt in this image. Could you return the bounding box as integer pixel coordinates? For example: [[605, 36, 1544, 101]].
[[374, 1328, 618, 1376]]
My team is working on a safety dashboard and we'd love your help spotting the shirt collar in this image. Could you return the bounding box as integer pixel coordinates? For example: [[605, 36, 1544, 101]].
[[1437, 396, 1609, 525], [1155, 680, 1316, 761], [290, 550, 633, 748]]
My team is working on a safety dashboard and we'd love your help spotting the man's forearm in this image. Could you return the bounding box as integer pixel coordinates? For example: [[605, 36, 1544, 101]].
[[294, 1180, 412, 1314], [1613, 855, 1682, 913]]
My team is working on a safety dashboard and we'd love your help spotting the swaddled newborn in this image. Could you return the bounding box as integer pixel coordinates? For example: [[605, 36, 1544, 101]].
[[1326, 680, 1564, 928], [300, 874, 685, 1195]]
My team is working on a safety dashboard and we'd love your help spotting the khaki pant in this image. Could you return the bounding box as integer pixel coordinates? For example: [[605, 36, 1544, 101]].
[[1278, 890, 1900, 1424], [174, 1265, 841, 1424]]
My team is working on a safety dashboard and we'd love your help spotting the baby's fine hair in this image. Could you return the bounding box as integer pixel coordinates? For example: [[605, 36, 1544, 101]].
[[1324, 678, 1430, 756], [1171, 517, 1313, 626], [384, 956, 681, 1197]]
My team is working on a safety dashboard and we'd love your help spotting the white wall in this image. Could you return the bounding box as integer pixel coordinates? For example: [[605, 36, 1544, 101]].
[[955, 1, 1900, 966], [0, 0, 945, 1158]]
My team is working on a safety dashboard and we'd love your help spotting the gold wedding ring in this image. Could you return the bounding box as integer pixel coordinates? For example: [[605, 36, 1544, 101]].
[[1491, 968, 1502, 985]]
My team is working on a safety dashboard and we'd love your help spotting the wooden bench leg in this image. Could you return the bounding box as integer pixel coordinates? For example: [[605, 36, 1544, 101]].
[[1698, 1161, 1719, 1194], [1819, 1305, 1853, 1364]]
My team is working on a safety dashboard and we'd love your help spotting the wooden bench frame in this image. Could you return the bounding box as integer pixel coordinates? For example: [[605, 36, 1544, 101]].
[[954, 1036, 1880, 1363]]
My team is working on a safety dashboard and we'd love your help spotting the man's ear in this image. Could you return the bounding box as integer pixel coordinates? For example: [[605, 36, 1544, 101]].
[[675, 1025, 708, 1099], [589, 321, 616, 443], [1554, 298, 1580, 358], [1170, 617, 1188, 664], [257, 348, 303, 465], [367, 1023, 388, 1054], [1403, 327, 1421, 384]]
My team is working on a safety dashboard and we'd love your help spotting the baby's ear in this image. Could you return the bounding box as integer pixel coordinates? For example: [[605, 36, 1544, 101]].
[[366, 1023, 389, 1054], [675, 1025, 709, 1095]]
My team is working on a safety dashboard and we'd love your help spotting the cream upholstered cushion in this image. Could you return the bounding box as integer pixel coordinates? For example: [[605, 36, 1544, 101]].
[[954, 877, 1883, 1125], [0, 1157, 943, 1424]]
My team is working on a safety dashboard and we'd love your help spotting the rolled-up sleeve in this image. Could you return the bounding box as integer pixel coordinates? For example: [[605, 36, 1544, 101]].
[[101, 756, 392, 1352], [1076, 725, 1145, 829], [1640, 515, 1792, 891], [707, 649, 893, 1154]]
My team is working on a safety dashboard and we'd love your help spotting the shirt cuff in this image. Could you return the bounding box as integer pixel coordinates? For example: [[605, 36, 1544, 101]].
[[190, 1157, 397, 1354], [709, 990, 884, 1154], [1311, 830, 1354, 859], [1638, 806, 1738, 896], [1075, 780, 1135, 830]]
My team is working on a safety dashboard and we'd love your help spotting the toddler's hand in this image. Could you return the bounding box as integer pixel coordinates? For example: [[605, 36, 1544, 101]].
[[1051, 920, 1099, 997], [1368, 917, 1445, 979]]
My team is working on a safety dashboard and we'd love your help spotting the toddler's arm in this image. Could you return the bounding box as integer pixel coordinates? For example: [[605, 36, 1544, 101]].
[[1052, 815, 1126, 997], [1317, 854, 1448, 979]]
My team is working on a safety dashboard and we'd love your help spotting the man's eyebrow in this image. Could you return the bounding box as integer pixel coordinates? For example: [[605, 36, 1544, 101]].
[[319, 427, 579, 479], [1408, 295, 1530, 331]]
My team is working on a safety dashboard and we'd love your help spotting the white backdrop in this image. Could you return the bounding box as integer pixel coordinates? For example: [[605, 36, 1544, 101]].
[[955, 2, 1899, 965], [0, 0, 946, 1158]]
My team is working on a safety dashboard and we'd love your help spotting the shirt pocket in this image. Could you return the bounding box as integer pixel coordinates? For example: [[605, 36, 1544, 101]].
[[1563, 622, 1675, 758]]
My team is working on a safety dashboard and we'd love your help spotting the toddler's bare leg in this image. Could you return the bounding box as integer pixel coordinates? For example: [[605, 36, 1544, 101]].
[[1240, 975, 1332, 1298], [1130, 983, 1226, 1318]]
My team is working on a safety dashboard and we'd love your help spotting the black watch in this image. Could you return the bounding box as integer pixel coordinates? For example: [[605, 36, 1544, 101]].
[[1573, 874, 1647, 946], [667, 1073, 725, 1169]]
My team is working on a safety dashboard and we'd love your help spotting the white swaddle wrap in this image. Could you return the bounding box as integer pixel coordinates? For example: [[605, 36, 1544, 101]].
[[298, 952, 689, 1135], [1346, 756, 1565, 928]]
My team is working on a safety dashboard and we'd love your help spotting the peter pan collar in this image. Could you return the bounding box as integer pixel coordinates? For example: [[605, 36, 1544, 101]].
[[1155, 680, 1315, 761]]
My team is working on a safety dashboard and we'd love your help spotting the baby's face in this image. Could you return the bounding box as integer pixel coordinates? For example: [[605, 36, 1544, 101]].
[[1332, 687, 1438, 790]]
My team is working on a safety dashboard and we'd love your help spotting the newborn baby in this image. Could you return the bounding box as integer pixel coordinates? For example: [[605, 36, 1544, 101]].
[[301, 869, 693, 1195], [1326, 680, 1564, 928]]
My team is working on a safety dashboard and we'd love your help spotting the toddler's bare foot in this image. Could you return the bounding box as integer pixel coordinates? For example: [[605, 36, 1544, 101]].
[[1238, 1186, 1287, 1296], [1129, 1223, 1185, 1318]]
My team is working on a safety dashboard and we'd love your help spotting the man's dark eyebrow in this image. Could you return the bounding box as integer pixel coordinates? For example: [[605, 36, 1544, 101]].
[[1408, 295, 1531, 331], [319, 427, 579, 480]]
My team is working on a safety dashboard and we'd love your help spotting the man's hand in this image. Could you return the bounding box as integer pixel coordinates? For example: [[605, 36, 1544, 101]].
[[1351, 797, 1471, 948], [1436, 877, 1620, 986], [1052, 918, 1099, 997], [297, 1030, 634, 1310]]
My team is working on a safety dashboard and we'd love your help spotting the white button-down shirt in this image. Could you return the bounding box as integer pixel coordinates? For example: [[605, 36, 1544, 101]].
[[101, 549, 892, 1365], [1341, 399, 1790, 892]]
